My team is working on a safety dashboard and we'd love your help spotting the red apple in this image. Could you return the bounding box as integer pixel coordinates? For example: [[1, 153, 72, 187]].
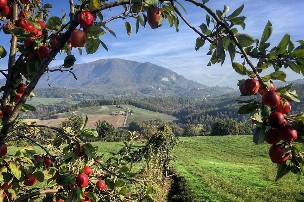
[[14, 93, 22, 102], [21, 0, 30, 4], [38, 45, 50, 59], [265, 128, 281, 144], [259, 81, 276, 95], [147, 7, 161, 29], [243, 78, 260, 95], [78, 11, 94, 29], [24, 174, 37, 186], [17, 83, 27, 94], [19, 10, 30, 17], [76, 173, 89, 188], [44, 156, 52, 167], [38, 21, 46, 30], [279, 125, 298, 143], [0, 110, 3, 118], [96, 180, 107, 191], [2, 5, 11, 18], [24, 38, 34, 48], [262, 90, 281, 108], [56, 198, 64, 202], [70, 29, 86, 47], [277, 98, 291, 114], [267, 111, 286, 128], [17, 17, 29, 29], [50, 37, 58, 48], [33, 154, 41, 163], [0, 0, 7, 9], [0, 144, 7, 157], [83, 166, 92, 175], [269, 144, 290, 163], [2, 105, 13, 115], [1, 182, 13, 190]]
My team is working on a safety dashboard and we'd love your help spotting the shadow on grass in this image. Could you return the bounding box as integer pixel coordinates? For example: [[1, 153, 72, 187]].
[[167, 174, 193, 202]]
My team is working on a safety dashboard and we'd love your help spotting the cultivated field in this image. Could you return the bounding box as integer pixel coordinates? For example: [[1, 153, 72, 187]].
[[26, 104, 176, 128]]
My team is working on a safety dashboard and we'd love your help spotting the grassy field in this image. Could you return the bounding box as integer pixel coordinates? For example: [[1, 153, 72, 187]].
[[171, 136, 304, 202], [27, 97, 80, 106]]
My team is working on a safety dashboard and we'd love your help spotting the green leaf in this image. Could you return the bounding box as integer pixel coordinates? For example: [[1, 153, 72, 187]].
[[80, 128, 99, 139], [228, 43, 236, 62], [235, 33, 255, 47], [238, 103, 256, 114], [286, 61, 301, 74], [270, 71, 286, 82], [63, 55, 76, 68], [290, 48, 304, 57], [100, 40, 108, 51], [260, 21, 272, 44], [206, 14, 210, 27], [0, 46, 7, 58], [114, 179, 125, 188], [276, 163, 291, 181], [22, 104, 36, 112], [228, 4, 244, 19], [9, 162, 21, 180], [253, 127, 266, 145], [53, 137, 63, 147], [230, 16, 246, 29], [125, 22, 132, 36], [276, 83, 293, 93], [145, 0, 158, 6], [202, 0, 209, 3], [90, 0, 101, 10], [85, 38, 100, 54], [276, 34, 290, 54], [195, 37, 205, 51], [281, 90, 300, 102], [46, 16, 62, 30], [86, 26, 105, 37], [34, 171, 44, 182], [232, 62, 247, 75]]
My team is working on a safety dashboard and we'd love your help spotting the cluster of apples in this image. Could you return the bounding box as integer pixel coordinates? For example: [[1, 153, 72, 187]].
[[239, 78, 297, 164], [0, 0, 11, 18], [52, 165, 107, 202], [70, 10, 95, 48], [147, 6, 162, 29]]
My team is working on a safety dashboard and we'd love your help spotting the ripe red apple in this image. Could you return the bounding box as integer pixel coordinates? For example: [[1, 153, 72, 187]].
[[76, 173, 89, 188], [269, 144, 290, 163], [33, 154, 41, 163], [1, 182, 13, 190], [0, 110, 3, 118], [0, 144, 7, 157], [83, 166, 92, 175], [262, 90, 281, 108], [78, 11, 94, 29], [0, 0, 7, 9], [24, 174, 37, 186], [19, 10, 30, 17], [24, 38, 34, 48], [239, 82, 246, 95], [56, 198, 64, 202], [279, 125, 298, 143], [17, 17, 29, 29], [70, 29, 86, 47], [243, 78, 260, 95], [82, 196, 91, 202], [259, 81, 276, 95], [25, 23, 36, 33], [14, 93, 23, 102], [38, 45, 50, 59], [74, 144, 84, 157], [267, 111, 286, 128], [44, 156, 52, 167], [277, 98, 291, 114], [2, 105, 13, 115], [147, 7, 161, 29], [96, 180, 107, 191], [17, 83, 27, 94], [2, 5, 11, 18], [50, 37, 58, 48], [265, 128, 280, 144], [21, 0, 30, 4], [38, 21, 46, 30]]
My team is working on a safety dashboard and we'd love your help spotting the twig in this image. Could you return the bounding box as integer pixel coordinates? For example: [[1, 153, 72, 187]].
[[69, 0, 75, 20], [171, 0, 213, 44], [15, 189, 61, 202], [185, 0, 262, 81], [5, 133, 55, 158]]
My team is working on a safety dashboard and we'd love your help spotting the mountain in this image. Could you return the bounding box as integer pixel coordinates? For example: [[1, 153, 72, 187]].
[[36, 58, 234, 98]]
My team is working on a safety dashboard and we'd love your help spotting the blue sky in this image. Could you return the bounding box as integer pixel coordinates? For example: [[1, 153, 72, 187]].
[[1, 0, 304, 88]]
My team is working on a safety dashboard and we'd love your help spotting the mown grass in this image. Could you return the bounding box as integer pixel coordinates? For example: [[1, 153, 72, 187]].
[[171, 136, 304, 202]]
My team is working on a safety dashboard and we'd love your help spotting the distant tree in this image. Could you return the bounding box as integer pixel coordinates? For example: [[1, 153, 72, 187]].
[[210, 118, 252, 136], [183, 124, 206, 136], [61, 114, 84, 133], [95, 120, 117, 141]]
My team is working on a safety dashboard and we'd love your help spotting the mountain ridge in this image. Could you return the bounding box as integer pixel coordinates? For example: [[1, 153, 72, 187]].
[[36, 58, 234, 98]]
